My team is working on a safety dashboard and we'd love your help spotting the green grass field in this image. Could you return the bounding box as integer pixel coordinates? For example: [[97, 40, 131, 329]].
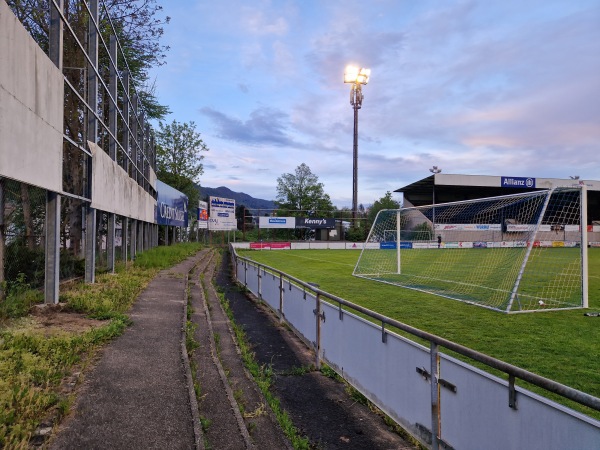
[[238, 247, 600, 417], [355, 247, 584, 311]]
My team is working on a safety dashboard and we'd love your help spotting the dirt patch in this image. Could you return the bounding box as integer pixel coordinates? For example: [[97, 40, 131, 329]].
[[29, 303, 106, 335]]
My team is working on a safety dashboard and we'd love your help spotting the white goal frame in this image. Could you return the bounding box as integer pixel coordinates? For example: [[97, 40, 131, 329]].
[[354, 187, 588, 313]]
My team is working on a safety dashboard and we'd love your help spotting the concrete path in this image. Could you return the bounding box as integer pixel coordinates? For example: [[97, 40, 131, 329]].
[[49, 254, 205, 450], [48, 248, 417, 450]]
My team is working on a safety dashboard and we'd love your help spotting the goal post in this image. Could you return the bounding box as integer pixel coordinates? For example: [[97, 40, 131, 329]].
[[353, 187, 588, 313]]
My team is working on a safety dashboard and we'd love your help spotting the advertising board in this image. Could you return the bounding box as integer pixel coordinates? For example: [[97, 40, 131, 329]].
[[155, 180, 188, 227], [259, 217, 296, 229], [209, 196, 236, 231], [296, 218, 336, 229], [501, 176, 536, 189], [198, 200, 208, 229]]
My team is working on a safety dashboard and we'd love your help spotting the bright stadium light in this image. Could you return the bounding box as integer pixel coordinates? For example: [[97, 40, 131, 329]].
[[344, 65, 371, 224]]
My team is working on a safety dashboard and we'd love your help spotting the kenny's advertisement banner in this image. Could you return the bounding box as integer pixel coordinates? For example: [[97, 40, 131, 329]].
[[296, 218, 336, 229], [259, 217, 296, 229], [155, 180, 188, 227]]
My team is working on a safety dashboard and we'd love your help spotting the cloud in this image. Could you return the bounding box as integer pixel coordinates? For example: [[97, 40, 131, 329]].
[[200, 106, 298, 146]]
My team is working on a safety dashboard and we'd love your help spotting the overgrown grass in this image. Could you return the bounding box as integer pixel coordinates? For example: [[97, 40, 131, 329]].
[[0, 242, 202, 448], [238, 248, 600, 418]]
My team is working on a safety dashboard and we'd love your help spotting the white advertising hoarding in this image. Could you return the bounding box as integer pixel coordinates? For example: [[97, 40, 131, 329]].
[[209, 196, 236, 231], [259, 217, 296, 229], [209, 217, 237, 231]]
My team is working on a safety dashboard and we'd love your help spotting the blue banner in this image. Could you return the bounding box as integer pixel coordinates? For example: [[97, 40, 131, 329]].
[[380, 241, 413, 249], [155, 180, 188, 227], [501, 176, 535, 189]]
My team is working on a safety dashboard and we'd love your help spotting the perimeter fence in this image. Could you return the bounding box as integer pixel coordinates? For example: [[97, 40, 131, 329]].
[[229, 245, 600, 450]]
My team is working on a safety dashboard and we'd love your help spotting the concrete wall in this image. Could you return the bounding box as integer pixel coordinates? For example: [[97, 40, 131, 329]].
[[0, 1, 63, 192], [89, 142, 156, 222]]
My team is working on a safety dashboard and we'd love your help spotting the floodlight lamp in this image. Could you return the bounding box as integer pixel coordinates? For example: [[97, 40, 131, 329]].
[[344, 65, 371, 85], [430, 166, 442, 174], [570, 175, 580, 180]]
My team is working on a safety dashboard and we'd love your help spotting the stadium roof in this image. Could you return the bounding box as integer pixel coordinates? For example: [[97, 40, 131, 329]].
[[395, 174, 600, 223]]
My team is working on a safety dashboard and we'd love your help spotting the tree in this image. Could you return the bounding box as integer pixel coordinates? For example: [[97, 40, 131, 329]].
[[7, 0, 171, 119], [275, 164, 334, 216], [367, 191, 401, 224], [155, 120, 209, 220]]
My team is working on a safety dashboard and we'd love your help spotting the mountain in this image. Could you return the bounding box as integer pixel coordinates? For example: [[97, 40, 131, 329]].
[[197, 186, 276, 211]]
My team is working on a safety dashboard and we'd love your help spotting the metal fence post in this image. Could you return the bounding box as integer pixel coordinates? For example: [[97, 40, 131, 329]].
[[315, 292, 322, 369], [430, 342, 441, 450], [258, 267, 262, 299], [279, 274, 284, 322]]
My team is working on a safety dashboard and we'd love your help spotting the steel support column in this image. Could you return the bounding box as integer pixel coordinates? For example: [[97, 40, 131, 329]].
[[45, 0, 63, 302], [44, 192, 61, 303], [84, 0, 99, 283]]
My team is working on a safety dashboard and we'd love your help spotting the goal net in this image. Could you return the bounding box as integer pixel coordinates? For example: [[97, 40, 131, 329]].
[[353, 188, 588, 313]]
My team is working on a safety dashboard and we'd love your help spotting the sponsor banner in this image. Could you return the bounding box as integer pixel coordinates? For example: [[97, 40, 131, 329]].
[[460, 241, 473, 248], [564, 225, 579, 232], [155, 180, 188, 227], [473, 241, 488, 248], [379, 241, 413, 249], [412, 243, 430, 249], [438, 224, 460, 231], [259, 216, 296, 229], [463, 224, 490, 231], [507, 224, 544, 232], [198, 200, 208, 229], [501, 176, 536, 189], [208, 216, 237, 231], [210, 196, 235, 223], [590, 242, 600, 248], [436, 224, 502, 231], [296, 217, 336, 229], [588, 225, 600, 232], [249, 242, 291, 249], [445, 242, 460, 248], [564, 241, 579, 248]]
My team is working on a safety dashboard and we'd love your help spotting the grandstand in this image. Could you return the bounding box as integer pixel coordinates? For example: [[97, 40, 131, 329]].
[[395, 174, 600, 242]]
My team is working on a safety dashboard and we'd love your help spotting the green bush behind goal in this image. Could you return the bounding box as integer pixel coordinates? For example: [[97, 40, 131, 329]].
[[354, 187, 588, 313]]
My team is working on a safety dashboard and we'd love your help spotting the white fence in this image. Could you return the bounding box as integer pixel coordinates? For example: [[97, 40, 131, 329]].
[[232, 247, 600, 450]]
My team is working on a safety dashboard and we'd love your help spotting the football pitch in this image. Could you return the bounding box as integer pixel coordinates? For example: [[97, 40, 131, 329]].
[[238, 247, 600, 416]]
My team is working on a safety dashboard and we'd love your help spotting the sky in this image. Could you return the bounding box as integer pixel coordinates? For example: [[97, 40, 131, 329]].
[[148, 0, 600, 208]]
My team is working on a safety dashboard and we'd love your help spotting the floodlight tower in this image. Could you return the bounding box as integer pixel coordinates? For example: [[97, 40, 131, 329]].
[[430, 166, 442, 234], [344, 65, 371, 224]]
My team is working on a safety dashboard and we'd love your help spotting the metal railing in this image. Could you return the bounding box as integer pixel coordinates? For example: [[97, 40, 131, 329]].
[[230, 245, 600, 450]]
